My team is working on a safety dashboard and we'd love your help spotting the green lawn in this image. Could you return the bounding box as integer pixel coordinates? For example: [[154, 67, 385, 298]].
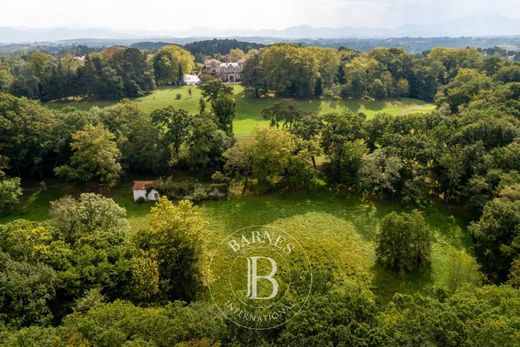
[[0, 180, 474, 302], [45, 85, 436, 136]]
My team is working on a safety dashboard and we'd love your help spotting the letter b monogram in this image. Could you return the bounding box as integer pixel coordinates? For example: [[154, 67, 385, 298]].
[[246, 256, 279, 300]]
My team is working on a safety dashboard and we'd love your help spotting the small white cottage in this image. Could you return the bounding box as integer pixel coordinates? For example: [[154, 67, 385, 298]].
[[183, 74, 201, 86], [132, 181, 160, 202]]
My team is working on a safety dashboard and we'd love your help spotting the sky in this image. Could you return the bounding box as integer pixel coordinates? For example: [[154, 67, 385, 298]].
[[0, 0, 520, 31]]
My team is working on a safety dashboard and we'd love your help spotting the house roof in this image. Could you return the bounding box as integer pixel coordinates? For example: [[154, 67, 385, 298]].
[[204, 59, 221, 65], [132, 180, 158, 190]]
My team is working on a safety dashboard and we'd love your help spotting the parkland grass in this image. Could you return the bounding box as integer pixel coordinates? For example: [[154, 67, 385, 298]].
[[45, 85, 436, 136]]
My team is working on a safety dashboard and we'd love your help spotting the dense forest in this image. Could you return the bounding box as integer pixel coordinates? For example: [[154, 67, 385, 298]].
[[2, 40, 519, 103], [2, 36, 520, 54], [184, 39, 265, 62], [295, 37, 520, 54], [0, 42, 520, 345]]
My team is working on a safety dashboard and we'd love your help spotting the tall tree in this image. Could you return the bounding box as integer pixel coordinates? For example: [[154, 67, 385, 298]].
[[153, 45, 194, 85], [95, 66, 125, 100], [199, 78, 233, 102], [135, 198, 209, 301], [0, 93, 56, 176], [186, 113, 232, 172], [54, 124, 122, 187], [211, 93, 236, 136], [98, 101, 161, 173], [358, 149, 403, 199], [151, 107, 192, 167], [49, 193, 134, 300], [241, 52, 267, 97], [376, 210, 431, 274], [470, 186, 520, 282], [396, 78, 410, 97], [261, 44, 320, 98]]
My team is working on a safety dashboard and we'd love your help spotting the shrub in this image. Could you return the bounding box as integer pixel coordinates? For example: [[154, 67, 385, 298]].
[[211, 170, 230, 184], [207, 183, 229, 200], [323, 83, 342, 99], [0, 177, 22, 213], [156, 177, 228, 202], [187, 184, 209, 202], [444, 251, 481, 291], [156, 178, 198, 200]]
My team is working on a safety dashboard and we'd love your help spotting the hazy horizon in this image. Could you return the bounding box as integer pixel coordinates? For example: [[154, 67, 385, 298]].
[[1, 0, 520, 32]]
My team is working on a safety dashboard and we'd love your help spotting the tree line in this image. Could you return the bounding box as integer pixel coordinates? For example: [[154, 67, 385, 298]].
[[0, 44, 197, 101], [184, 38, 265, 62], [242, 44, 520, 101], [0, 40, 259, 102], [3, 43, 520, 104]]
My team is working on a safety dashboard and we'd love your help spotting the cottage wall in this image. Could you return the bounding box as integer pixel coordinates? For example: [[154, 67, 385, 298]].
[[133, 189, 160, 201]]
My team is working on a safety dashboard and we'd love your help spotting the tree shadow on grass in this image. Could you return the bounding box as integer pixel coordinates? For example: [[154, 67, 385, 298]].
[[370, 262, 435, 304], [0, 185, 70, 224], [343, 99, 364, 114], [202, 192, 357, 240], [362, 100, 388, 113], [344, 196, 472, 249], [422, 208, 472, 250], [235, 92, 278, 121], [200, 191, 471, 247]]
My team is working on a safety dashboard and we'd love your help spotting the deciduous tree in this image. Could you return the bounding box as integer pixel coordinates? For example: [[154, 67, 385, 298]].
[[136, 198, 209, 301], [54, 124, 122, 187], [376, 210, 431, 274], [470, 185, 520, 282], [153, 45, 194, 85]]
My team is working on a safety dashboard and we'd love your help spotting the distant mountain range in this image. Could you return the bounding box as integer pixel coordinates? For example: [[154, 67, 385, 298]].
[[178, 13, 520, 39], [1, 13, 520, 44], [0, 27, 134, 43]]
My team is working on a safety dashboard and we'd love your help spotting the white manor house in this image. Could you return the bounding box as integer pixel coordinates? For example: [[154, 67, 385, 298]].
[[204, 59, 244, 82]]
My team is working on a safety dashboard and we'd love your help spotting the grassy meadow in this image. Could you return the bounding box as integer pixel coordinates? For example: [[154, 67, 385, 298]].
[[16, 85, 466, 302], [0, 179, 474, 302], [45, 85, 436, 136]]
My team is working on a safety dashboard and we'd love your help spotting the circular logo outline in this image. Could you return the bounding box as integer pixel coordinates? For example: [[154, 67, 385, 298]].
[[208, 225, 313, 330]]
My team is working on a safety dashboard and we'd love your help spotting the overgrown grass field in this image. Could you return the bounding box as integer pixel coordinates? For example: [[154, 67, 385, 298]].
[[45, 85, 436, 136], [0, 180, 474, 302]]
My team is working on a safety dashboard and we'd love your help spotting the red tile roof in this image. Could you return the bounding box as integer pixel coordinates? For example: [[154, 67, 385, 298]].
[[132, 180, 158, 190]]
